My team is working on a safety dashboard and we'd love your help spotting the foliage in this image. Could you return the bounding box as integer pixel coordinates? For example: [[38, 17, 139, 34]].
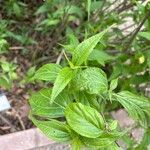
[[30, 28, 150, 149], [0, 0, 150, 149], [0, 60, 17, 89], [0, 20, 9, 54]]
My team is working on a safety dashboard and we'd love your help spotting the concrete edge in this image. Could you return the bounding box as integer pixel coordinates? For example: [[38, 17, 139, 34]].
[[0, 128, 54, 150]]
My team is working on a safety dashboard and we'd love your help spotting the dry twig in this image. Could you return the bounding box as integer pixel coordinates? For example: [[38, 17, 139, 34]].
[[0, 113, 17, 132]]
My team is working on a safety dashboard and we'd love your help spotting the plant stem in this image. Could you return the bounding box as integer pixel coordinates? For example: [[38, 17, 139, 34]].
[[0, 113, 17, 132], [123, 9, 150, 52], [92, 0, 106, 22]]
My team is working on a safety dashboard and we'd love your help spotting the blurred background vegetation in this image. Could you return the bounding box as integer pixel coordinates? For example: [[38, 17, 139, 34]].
[[0, 0, 150, 95]]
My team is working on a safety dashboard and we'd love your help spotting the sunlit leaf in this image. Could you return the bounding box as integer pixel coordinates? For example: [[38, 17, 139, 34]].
[[65, 103, 105, 138], [110, 78, 118, 91], [72, 26, 112, 66], [82, 131, 125, 149], [31, 115, 72, 142], [34, 64, 62, 82], [113, 91, 150, 126], [50, 67, 75, 104], [73, 67, 108, 94], [30, 87, 73, 118]]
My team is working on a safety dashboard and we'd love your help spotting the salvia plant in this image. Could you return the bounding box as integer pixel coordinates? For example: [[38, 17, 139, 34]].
[[29, 26, 150, 149]]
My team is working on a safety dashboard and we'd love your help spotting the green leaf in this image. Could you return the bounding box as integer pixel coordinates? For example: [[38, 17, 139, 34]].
[[83, 137, 115, 149], [7, 31, 36, 45], [35, 3, 51, 14], [0, 76, 11, 89], [91, 1, 103, 11], [72, 26, 112, 66], [72, 137, 83, 150], [110, 78, 118, 91], [1, 61, 10, 72], [0, 39, 8, 54], [30, 88, 72, 118], [30, 116, 72, 142], [26, 66, 36, 77], [73, 67, 108, 94], [13, 3, 21, 17], [75, 91, 101, 111], [147, 55, 150, 68], [108, 120, 118, 130], [82, 131, 124, 149], [104, 143, 122, 150], [113, 91, 150, 126], [144, 50, 150, 68], [109, 64, 122, 81], [136, 129, 150, 149], [62, 34, 79, 53], [50, 67, 75, 104], [23, 66, 36, 83], [88, 49, 114, 66], [139, 32, 150, 40], [68, 34, 79, 47], [35, 0, 57, 15], [39, 19, 59, 27], [65, 103, 105, 138], [66, 5, 83, 18], [34, 64, 62, 82]]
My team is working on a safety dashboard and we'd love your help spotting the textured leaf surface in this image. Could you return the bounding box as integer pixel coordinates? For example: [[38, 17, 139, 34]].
[[34, 63, 61, 82], [50, 67, 75, 104], [82, 131, 125, 148], [31, 116, 72, 142], [73, 67, 108, 94], [74, 91, 101, 111], [72, 27, 111, 66], [65, 103, 105, 138], [30, 88, 72, 118], [113, 91, 150, 126]]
